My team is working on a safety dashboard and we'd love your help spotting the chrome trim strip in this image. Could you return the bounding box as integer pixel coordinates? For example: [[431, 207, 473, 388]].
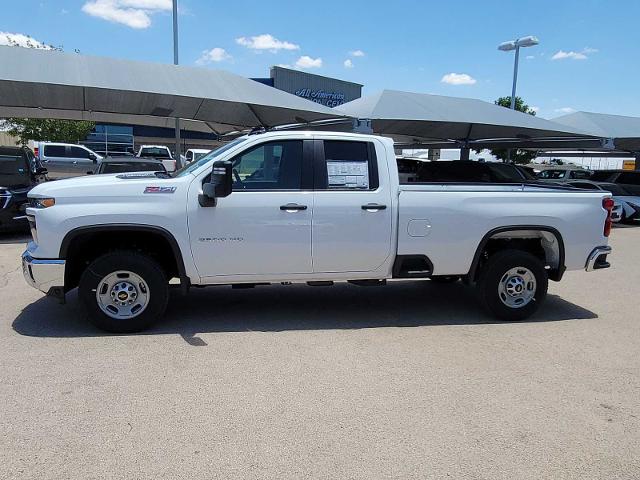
[[585, 246, 612, 272]]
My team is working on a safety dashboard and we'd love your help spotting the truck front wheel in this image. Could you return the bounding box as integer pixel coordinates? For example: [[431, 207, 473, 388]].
[[477, 249, 548, 321], [78, 251, 169, 333]]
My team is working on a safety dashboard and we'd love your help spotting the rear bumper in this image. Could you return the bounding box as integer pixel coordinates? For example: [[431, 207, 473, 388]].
[[22, 247, 66, 296], [585, 246, 612, 272]]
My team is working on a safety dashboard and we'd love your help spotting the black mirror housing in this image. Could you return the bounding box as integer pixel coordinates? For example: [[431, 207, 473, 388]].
[[212, 160, 233, 198], [89, 153, 97, 162], [198, 161, 233, 207]]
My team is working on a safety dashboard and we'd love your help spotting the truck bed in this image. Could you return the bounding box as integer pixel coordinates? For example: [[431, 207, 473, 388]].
[[397, 183, 609, 275]]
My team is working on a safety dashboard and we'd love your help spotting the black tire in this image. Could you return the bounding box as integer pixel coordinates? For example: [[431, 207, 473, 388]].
[[430, 276, 461, 284], [477, 249, 548, 322], [79, 251, 169, 333]]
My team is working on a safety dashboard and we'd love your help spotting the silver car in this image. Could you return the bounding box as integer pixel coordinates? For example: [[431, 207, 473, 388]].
[[36, 142, 102, 180]]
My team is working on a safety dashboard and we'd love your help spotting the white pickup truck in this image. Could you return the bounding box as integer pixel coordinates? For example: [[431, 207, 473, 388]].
[[22, 131, 614, 332]]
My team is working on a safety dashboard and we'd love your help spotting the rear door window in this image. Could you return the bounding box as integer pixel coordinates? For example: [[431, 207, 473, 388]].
[[317, 140, 379, 190]]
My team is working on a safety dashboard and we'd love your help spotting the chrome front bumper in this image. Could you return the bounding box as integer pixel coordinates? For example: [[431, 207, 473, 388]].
[[22, 250, 66, 295], [585, 246, 612, 272]]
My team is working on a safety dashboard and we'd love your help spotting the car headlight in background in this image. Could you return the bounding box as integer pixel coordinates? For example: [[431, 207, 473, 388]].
[[28, 197, 55, 209]]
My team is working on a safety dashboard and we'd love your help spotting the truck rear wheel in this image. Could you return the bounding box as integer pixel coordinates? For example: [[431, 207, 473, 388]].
[[78, 251, 169, 333], [477, 249, 548, 321]]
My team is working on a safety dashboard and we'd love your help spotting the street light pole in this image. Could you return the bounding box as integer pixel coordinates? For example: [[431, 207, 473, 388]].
[[498, 36, 539, 162], [510, 45, 520, 110], [172, 0, 181, 168]]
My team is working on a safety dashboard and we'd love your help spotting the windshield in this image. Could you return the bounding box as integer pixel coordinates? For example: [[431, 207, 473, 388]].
[[173, 138, 248, 177]]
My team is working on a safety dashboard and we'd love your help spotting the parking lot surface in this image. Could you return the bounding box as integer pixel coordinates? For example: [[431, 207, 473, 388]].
[[1, 227, 639, 480]]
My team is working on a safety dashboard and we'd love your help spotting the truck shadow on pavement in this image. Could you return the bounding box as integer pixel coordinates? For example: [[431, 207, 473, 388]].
[[13, 281, 597, 342]]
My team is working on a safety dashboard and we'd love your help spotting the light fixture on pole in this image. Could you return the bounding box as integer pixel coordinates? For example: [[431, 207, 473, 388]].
[[172, 0, 182, 168], [498, 36, 539, 109]]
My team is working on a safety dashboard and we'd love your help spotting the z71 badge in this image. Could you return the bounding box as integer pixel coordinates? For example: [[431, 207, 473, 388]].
[[144, 186, 177, 194]]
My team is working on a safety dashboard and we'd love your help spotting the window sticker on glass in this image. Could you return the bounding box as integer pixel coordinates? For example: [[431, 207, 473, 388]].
[[327, 160, 369, 189]]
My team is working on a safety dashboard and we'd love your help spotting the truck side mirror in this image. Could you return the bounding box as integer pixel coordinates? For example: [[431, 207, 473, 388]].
[[198, 160, 233, 207]]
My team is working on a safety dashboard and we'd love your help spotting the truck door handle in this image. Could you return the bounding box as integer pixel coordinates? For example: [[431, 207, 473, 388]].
[[361, 203, 387, 211], [280, 203, 308, 212]]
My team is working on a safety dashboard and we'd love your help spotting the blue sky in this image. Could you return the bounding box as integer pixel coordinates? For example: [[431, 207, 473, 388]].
[[2, 0, 639, 119]]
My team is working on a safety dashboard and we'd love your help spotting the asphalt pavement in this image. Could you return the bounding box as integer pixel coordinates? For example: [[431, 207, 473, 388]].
[[1, 226, 639, 479]]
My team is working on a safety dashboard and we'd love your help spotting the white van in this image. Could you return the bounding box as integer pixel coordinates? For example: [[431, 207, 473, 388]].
[[35, 142, 102, 180]]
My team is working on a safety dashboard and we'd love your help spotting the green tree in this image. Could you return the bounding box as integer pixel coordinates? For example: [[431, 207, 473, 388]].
[[484, 96, 538, 164], [3, 118, 96, 146]]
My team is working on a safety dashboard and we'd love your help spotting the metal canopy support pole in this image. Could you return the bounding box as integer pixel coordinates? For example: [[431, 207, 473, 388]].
[[172, 0, 182, 168]]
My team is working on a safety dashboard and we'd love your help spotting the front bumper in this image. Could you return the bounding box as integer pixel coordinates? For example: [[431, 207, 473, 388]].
[[22, 247, 65, 296], [585, 246, 612, 272]]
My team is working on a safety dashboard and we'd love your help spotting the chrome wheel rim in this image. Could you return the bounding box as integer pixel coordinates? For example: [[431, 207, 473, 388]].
[[95, 270, 150, 320], [498, 267, 537, 309]]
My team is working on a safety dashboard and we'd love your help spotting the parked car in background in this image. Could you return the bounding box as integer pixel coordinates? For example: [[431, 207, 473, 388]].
[[536, 166, 592, 182], [405, 160, 539, 184], [589, 170, 640, 196], [0, 146, 47, 231], [568, 180, 640, 223], [90, 158, 167, 175], [185, 148, 211, 164], [35, 142, 102, 180], [136, 145, 176, 172]]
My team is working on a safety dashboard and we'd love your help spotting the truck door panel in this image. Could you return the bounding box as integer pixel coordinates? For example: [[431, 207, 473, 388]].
[[312, 139, 393, 273]]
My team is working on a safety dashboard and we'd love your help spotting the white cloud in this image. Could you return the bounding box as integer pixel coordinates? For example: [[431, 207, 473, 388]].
[[235, 34, 299, 52], [525, 55, 535, 60], [343, 59, 354, 68], [554, 107, 576, 114], [441, 72, 477, 85], [81, 0, 171, 29], [196, 47, 231, 65], [530, 106, 540, 114], [551, 47, 598, 61], [350, 49, 365, 57], [552, 50, 587, 61], [0, 32, 53, 49], [295, 55, 322, 69]]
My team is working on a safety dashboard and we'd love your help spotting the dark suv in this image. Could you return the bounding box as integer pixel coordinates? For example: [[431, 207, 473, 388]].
[[590, 170, 640, 195], [0, 146, 47, 231]]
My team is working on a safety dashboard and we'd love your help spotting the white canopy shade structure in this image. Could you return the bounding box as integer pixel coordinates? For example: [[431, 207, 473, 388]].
[[0, 46, 345, 135], [553, 111, 640, 153], [336, 90, 598, 149]]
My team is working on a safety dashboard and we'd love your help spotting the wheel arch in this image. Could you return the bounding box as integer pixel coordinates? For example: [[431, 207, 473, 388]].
[[468, 225, 566, 282], [60, 224, 188, 292]]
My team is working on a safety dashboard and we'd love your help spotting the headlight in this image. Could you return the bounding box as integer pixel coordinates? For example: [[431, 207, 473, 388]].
[[28, 197, 55, 208]]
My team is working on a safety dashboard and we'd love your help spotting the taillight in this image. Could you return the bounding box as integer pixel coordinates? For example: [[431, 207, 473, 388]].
[[603, 197, 614, 237], [34, 146, 39, 158]]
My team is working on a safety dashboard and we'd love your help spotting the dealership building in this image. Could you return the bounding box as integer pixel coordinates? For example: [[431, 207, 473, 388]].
[[79, 67, 363, 155], [252, 66, 363, 108]]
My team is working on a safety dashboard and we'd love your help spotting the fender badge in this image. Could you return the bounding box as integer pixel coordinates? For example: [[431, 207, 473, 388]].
[[144, 186, 177, 194]]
